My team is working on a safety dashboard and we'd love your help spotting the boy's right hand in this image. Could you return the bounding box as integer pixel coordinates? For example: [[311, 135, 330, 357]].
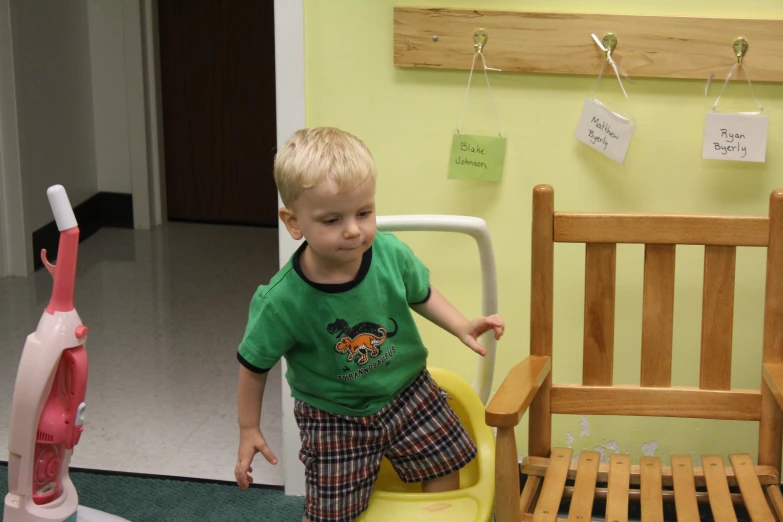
[[235, 426, 278, 490]]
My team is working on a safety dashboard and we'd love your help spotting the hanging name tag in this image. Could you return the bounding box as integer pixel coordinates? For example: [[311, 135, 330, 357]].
[[447, 134, 507, 182], [449, 46, 505, 182], [574, 98, 636, 164], [702, 113, 769, 163]]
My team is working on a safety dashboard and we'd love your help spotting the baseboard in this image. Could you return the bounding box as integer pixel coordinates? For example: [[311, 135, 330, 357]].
[[32, 192, 133, 271]]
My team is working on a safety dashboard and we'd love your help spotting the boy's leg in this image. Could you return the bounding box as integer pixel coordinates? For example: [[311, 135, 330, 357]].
[[385, 370, 477, 489], [422, 470, 460, 492], [295, 399, 385, 522]]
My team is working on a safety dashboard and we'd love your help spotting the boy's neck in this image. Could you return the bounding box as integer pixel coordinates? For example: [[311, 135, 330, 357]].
[[299, 245, 364, 285]]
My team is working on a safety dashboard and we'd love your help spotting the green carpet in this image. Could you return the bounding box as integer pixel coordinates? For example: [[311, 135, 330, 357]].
[[1, 463, 305, 521]]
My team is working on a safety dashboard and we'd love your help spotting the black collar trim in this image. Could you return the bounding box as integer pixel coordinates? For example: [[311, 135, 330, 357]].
[[293, 241, 372, 293]]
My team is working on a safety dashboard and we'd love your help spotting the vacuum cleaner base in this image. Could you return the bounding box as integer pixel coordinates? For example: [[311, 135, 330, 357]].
[[75, 506, 131, 522]]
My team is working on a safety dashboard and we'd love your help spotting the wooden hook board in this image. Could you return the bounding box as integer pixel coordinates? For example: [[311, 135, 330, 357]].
[[394, 7, 783, 82]]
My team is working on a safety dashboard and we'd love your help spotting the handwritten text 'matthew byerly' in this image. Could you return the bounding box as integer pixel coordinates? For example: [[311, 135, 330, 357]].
[[588, 116, 620, 150], [455, 141, 487, 169], [714, 129, 747, 158]]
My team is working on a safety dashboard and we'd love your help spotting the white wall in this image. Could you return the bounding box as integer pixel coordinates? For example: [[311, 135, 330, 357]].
[[0, 0, 141, 275], [88, 0, 133, 195], [11, 0, 98, 232]]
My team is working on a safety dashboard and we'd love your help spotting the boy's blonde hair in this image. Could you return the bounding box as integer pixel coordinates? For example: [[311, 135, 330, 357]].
[[274, 127, 377, 207]]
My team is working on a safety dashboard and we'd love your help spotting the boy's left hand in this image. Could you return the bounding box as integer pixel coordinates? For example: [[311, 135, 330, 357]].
[[458, 314, 504, 356]]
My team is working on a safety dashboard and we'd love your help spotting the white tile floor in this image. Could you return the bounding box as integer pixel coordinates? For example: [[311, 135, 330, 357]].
[[0, 222, 284, 486]]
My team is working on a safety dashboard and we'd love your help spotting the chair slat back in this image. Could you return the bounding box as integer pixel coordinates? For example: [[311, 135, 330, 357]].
[[527, 185, 783, 473]]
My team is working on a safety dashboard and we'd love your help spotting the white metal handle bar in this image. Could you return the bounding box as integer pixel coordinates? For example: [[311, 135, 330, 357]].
[[376, 215, 498, 404]]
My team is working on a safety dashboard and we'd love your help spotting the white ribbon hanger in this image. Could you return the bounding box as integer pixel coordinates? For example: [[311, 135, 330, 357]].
[[457, 30, 503, 137], [591, 33, 631, 103], [705, 38, 763, 115]]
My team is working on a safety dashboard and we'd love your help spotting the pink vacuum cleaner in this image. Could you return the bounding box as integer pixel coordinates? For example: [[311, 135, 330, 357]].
[[4, 185, 129, 522]]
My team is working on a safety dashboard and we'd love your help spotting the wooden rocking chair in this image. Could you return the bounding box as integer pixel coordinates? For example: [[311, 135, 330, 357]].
[[485, 184, 783, 522]]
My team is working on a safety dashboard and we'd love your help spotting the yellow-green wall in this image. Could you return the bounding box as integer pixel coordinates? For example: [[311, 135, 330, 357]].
[[304, 0, 783, 463]]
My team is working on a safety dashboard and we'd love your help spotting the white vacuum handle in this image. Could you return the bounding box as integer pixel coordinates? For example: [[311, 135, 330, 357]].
[[47, 185, 78, 231]]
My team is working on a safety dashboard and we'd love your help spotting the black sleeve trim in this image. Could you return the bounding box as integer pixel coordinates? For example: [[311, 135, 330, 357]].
[[410, 286, 432, 306], [237, 352, 271, 374]]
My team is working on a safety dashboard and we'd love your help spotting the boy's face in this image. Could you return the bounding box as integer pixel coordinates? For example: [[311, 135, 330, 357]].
[[281, 177, 376, 267]]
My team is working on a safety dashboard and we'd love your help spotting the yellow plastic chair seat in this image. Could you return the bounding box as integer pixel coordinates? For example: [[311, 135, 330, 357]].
[[356, 366, 495, 522]]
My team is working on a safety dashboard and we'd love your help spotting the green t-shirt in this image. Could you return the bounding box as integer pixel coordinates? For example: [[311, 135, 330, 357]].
[[237, 232, 431, 417]]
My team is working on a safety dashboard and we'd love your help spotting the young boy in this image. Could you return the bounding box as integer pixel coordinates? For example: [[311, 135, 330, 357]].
[[234, 127, 504, 522]]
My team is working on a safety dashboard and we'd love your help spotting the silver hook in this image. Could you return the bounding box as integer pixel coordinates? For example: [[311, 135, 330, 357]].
[[733, 37, 748, 65], [602, 33, 617, 61], [473, 28, 487, 54]]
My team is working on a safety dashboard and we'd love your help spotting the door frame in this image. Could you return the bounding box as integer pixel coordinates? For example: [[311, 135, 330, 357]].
[[141, 0, 306, 495], [137, 0, 166, 229], [0, 0, 30, 277], [272, 0, 306, 497]]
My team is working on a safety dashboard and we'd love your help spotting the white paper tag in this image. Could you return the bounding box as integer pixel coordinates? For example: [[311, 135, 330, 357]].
[[574, 98, 636, 164], [702, 112, 769, 163]]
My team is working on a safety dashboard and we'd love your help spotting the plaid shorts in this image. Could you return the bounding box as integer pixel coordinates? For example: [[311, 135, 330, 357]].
[[294, 368, 478, 522]]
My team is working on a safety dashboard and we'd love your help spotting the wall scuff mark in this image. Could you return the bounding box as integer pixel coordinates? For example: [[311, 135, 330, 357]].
[[642, 441, 659, 456], [594, 446, 606, 462], [580, 416, 590, 437]]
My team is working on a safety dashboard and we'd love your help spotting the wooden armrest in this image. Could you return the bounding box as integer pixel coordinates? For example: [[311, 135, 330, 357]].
[[763, 363, 783, 410], [485, 355, 551, 428]]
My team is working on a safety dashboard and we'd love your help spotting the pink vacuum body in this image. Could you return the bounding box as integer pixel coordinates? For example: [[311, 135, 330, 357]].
[[32, 220, 88, 507], [32, 344, 87, 505], [4, 185, 129, 522]]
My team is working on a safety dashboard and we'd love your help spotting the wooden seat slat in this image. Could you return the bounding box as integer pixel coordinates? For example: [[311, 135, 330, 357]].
[[729, 454, 775, 522], [533, 448, 573, 522], [702, 455, 739, 522], [671, 455, 701, 522], [605, 453, 630, 522]]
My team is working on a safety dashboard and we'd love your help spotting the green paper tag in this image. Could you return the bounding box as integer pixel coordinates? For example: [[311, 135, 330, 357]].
[[447, 134, 506, 181]]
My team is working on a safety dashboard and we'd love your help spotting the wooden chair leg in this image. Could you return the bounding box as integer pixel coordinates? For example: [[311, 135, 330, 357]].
[[765, 485, 783, 521], [519, 475, 542, 514], [496, 427, 520, 522]]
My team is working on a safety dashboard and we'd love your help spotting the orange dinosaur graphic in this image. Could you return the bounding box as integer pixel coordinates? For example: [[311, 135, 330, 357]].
[[330, 318, 398, 367], [335, 330, 387, 366]]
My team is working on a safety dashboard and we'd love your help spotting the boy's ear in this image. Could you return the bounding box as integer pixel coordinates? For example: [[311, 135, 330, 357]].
[[279, 207, 303, 240]]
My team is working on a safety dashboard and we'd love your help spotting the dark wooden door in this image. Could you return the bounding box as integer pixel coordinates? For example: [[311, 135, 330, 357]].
[[158, 0, 278, 226]]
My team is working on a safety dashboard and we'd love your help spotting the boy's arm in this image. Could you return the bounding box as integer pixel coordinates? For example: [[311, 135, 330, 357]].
[[238, 365, 267, 430], [237, 365, 278, 464], [411, 286, 504, 356], [235, 365, 278, 490]]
